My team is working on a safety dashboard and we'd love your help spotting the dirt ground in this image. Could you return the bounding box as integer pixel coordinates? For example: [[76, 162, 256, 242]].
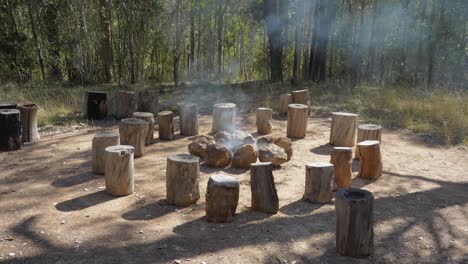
[[1, 113, 467, 264]]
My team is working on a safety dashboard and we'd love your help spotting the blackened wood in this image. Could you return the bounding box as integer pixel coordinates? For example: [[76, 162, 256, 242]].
[[0, 109, 22, 151], [86, 91, 107, 120], [17, 103, 40, 143], [0, 101, 17, 110]]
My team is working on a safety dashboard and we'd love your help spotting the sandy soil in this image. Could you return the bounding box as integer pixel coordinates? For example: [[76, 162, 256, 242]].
[[1, 114, 467, 264]]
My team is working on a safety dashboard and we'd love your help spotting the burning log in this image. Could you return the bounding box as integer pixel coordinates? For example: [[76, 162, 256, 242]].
[[256, 107, 273, 135], [329, 112, 358, 147], [357, 140, 382, 180], [86, 91, 107, 120], [0, 109, 22, 151], [212, 103, 236, 133], [105, 145, 135, 196], [133, 112, 155, 145], [109, 91, 138, 119], [158, 111, 175, 140], [178, 103, 199, 136], [188, 135, 215, 158], [330, 147, 352, 189], [119, 118, 149, 158], [205, 174, 240, 223], [166, 154, 200, 206], [287, 104, 308, 138], [303, 162, 334, 203], [355, 124, 382, 159], [279, 93, 292, 114], [17, 103, 40, 143], [250, 162, 279, 214], [92, 131, 120, 175], [291, 89, 311, 115], [231, 144, 258, 169], [205, 144, 232, 167], [335, 188, 374, 257]]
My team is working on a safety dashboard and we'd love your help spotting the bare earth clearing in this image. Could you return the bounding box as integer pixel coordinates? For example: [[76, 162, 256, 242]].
[[1, 114, 467, 264]]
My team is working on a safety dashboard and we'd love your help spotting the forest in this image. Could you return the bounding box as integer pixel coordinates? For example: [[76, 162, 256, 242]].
[[0, 0, 466, 88]]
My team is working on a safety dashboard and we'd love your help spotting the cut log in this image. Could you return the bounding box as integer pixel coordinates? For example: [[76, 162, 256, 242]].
[[329, 112, 358, 147], [0, 109, 22, 151], [335, 188, 374, 257], [205, 174, 240, 223], [178, 103, 199, 136], [212, 103, 236, 133], [166, 154, 200, 206], [17, 103, 40, 143], [279, 93, 292, 114], [250, 162, 279, 214], [357, 140, 382, 180], [291, 89, 311, 115], [119, 118, 149, 158], [105, 145, 135, 196], [287, 104, 308, 138], [109, 91, 138, 119], [133, 112, 155, 145], [138, 89, 159, 115], [256, 107, 273, 135], [158, 111, 175, 140], [86, 91, 107, 120], [303, 162, 334, 203], [330, 147, 352, 190], [0, 101, 17, 110], [355, 124, 382, 159], [92, 131, 120, 175]]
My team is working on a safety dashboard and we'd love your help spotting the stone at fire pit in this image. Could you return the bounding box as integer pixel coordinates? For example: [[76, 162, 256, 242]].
[[258, 144, 288, 166], [188, 135, 215, 158], [273, 137, 293, 161], [213, 131, 232, 148], [205, 144, 232, 167], [213, 130, 256, 151], [231, 144, 258, 169]]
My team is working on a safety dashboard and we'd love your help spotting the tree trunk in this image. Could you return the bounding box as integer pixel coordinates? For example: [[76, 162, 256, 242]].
[[98, 0, 113, 82], [250, 162, 279, 214], [166, 154, 200, 206], [205, 174, 240, 223], [86, 91, 107, 120], [0, 109, 22, 151], [329, 112, 358, 147], [105, 145, 134, 196], [279, 93, 292, 114], [17, 104, 40, 143], [26, 0, 45, 80], [189, 1, 195, 77], [216, 0, 224, 76], [173, 0, 182, 86], [256, 108, 273, 135], [212, 103, 237, 133], [158, 111, 175, 140], [178, 103, 199, 136], [119, 118, 149, 158], [330, 147, 352, 189], [92, 131, 120, 175], [357, 140, 382, 180], [264, 0, 284, 82], [355, 124, 382, 159], [44, 1, 61, 80], [303, 162, 334, 203], [287, 104, 308, 139], [133, 112, 155, 145], [335, 188, 374, 257]]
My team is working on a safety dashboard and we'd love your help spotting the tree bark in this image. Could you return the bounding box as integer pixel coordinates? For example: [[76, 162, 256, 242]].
[[329, 112, 358, 147], [335, 188, 374, 257], [119, 118, 149, 158], [0, 109, 22, 151], [357, 140, 382, 180], [256, 108, 273, 135], [158, 111, 175, 140], [205, 174, 240, 223], [287, 104, 308, 139], [44, 0, 61, 80], [133, 112, 155, 145], [166, 154, 200, 206], [303, 162, 334, 203], [355, 124, 382, 159], [105, 145, 134, 196], [216, 0, 224, 76], [250, 162, 279, 214], [212, 103, 236, 133], [98, 0, 113, 82], [17, 104, 40, 143], [26, 0, 45, 80], [178, 103, 199, 136], [330, 147, 352, 189], [264, 0, 285, 82], [92, 130, 120, 175], [174, 0, 183, 86]]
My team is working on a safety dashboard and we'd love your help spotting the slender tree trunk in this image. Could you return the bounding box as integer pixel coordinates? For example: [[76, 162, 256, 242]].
[[356, 0, 366, 83], [307, 0, 321, 81], [264, 0, 285, 82], [189, 1, 195, 78], [366, 0, 379, 81], [99, 0, 113, 82], [216, 0, 224, 76], [174, 0, 182, 85], [292, 0, 302, 84], [44, 0, 62, 80]]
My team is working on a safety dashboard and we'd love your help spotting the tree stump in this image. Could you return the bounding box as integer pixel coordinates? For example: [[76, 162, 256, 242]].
[[119, 118, 149, 158], [205, 174, 240, 223], [212, 103, 236, 133], [92, 131, 120, 175], [287, 104, 308, 138], [105, 145, 135, 196], [335, 188, 374, 257], [256, 107, 273, 135], [250, 162, 279, 214], [291, 89, 311, 115], [0, 109, 22, 151], [158, 111, 175, 140], [17, 103, 40, 143], [166, 154, 200, 206], [138, 89, 159, 115], [329, 112, 358, 147], [330, 147, 352, 190], [279, 93, 291, 114], [0, 101, 17, 110], [357, 140, 382, 180], [86, 91, 107, 120], [133, 112, 155, 145], [178, 103, 199, 136], [303, 162, 334, 203], [355, 124, 382, 159], [109, 91, 138, 119]]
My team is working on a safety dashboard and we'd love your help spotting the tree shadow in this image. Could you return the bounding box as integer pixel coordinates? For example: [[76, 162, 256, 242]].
[[121, 199, 175, 221], [310, 143, 334, 155], [55, 191, 117, 212], [279, 199, 327, 216], [350, 176, 372, 189], [51, 171, 100, 188]]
